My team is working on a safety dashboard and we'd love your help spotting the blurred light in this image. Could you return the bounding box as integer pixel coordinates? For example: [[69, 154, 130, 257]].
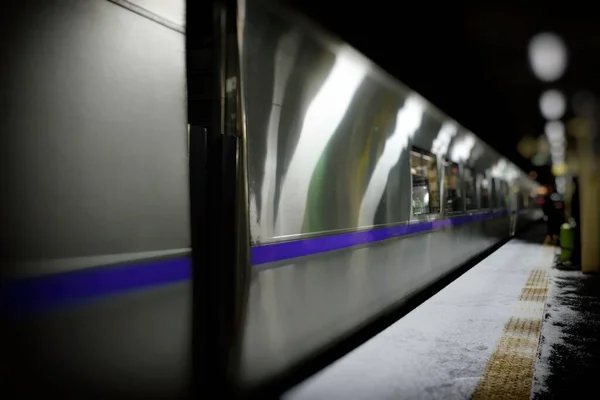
[[529, 171, 538, 180], [537, 135, 550, 155], [556, 176, 567, 194], [539, 89, 566, 120], [517, 136, 538, 158], [567, 117, 591, 138], [550, 146, 565, 157], [481, 179, 489, 188], [532, 153, 549, 166], [545, 120, 565, 142], [431, 121, 458, 156], [552, 162, 567, 176], [528, 33, 568, 82], [450, 134, 476, 162], [538, 186, 548, 195]]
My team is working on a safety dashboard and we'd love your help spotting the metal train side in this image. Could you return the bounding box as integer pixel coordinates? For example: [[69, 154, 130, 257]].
[[1, 1, 191, 398], [237, 0, 541, 388], [0, 0, 541, 398]]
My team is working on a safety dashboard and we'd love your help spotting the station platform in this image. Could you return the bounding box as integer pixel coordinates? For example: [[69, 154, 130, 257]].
[[284, 224, 600, 399]]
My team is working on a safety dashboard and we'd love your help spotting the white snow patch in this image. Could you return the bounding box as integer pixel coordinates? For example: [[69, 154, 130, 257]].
[[285, 240, 553, 400]]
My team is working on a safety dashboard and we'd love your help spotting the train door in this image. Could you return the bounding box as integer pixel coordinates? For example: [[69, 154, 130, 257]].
[[187, 0, 250, 396]]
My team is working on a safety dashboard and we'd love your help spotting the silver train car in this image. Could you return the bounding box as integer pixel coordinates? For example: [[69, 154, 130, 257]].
[[0, 0, 541, 398], [239, 0, 541, 390]]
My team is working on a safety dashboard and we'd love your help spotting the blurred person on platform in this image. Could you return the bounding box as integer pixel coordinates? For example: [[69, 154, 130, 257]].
[[543, 183, 565, 245], [571, 177, 581, 266]]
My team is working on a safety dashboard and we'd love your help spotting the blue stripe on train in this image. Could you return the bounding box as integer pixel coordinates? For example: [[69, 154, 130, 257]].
[[250, 210, 509, 264], [1, 257, 191, 316], [1, 210, 513, 315]]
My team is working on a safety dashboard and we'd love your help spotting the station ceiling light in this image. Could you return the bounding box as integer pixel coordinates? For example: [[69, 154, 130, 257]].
[[528, 32, 568, 82], [545, 120, 565, 142], [539, 89, 566, 120]]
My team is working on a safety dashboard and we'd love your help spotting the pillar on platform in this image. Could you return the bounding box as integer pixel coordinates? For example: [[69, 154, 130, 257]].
[[574, 118, 600, 273]]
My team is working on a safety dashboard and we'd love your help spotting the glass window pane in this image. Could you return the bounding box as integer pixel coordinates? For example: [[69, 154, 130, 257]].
[[464, 168, 477, 210], [444, 161, 462, 213], [490, 178, 497, 208], [497, 180, 508, 208], [410, 149, 439, 216], [480, 174, 491, 209]]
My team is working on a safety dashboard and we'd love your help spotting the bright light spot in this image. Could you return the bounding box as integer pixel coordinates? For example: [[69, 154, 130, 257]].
[[546, 120, 566, 168], [545, 120, 565, 142], [505, 166, 519, 182], [528, 32, 568, 82], [539, 89, 566, 120], [358, 94, 425, 226], [552, 162, 567, 176], [275, 48, 367, 235], [481, 178, 489, 189], [450, 134, 476, 162], [538, 186, 548, 195], [490, 159, 507, 179], [431, 121, 458, 156]]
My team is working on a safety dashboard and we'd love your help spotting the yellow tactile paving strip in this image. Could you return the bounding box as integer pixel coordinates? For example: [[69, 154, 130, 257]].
[[472, 266, 550, 400]]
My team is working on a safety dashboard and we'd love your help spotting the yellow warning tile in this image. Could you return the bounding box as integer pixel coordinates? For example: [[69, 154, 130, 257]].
[[472, 267, 551, 400]]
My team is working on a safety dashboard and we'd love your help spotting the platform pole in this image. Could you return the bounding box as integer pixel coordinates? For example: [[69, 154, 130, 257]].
[[575, 119, 600, 273]]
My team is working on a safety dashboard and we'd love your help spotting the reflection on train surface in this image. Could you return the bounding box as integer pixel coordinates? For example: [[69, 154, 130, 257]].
[[240, 0, 540, 389], [0, 0, 541, 398]]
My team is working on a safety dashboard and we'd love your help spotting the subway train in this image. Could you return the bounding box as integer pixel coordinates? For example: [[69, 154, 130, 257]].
[[0, 0, 541, 398]]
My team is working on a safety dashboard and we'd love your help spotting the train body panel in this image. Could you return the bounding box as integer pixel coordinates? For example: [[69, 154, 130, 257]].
[[4, 282, 191, 398], [238, 0, 541, 388], [241, 217, 511, 384], [1, 0, 541, 398], [0, 0, 189, 275]]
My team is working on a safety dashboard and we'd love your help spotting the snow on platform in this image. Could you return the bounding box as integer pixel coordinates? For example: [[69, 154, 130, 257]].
[[285, 229, 555, 400]]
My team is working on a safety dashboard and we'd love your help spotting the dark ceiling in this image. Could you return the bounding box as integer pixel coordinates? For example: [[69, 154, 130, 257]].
[[284, 0, 600, 184]]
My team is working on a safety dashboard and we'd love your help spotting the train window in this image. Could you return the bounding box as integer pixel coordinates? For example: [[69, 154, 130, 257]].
[[523, 192, 530, 208], [443, 160, 463, 213], [497, 180, 508, 208], [480, 174, 491, 209], [463, 167, 477, 210], [516, 190, 525, 209], [410, 149, 440, 215]]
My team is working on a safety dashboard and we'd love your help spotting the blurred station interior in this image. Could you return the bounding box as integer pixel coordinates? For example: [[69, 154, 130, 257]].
[[2, 0, 600, 399]]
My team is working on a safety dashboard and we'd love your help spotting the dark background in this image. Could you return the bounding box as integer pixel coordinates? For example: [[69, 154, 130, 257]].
[[283, 0, 600, 185]]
